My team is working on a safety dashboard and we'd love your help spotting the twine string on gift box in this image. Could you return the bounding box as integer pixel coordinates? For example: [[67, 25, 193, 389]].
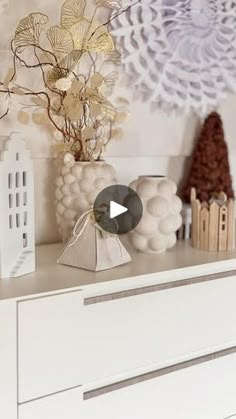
[[69, 209, 95, 247], [69, 208, 123, 257]]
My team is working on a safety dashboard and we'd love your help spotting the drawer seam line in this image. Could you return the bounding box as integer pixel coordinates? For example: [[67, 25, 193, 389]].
[[83, 346, 236, 400], [17, 346, 236, 406], [18, 289, 83, 304], [84, 270, 236, 305], [18, 384, 82, 406]]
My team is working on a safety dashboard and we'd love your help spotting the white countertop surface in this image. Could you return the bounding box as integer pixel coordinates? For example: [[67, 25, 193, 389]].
[[1, 240, 236, 301]]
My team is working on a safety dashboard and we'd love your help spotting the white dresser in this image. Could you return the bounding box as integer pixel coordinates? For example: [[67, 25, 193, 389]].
[[1, 241, 236, 419]]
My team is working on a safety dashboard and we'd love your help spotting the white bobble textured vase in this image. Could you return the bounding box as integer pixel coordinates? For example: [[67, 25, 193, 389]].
[[55, 161, 117, 242], [129, 176, 182, 253]]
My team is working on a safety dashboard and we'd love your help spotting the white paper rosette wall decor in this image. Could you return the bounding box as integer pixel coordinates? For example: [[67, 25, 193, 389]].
[[111, 0, 236, 114]]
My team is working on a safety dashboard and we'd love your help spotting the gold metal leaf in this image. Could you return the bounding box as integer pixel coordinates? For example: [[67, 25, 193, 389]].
[[47, 66, 67, 88], [114, 111, 129, 123], [115, 96, 130, 106], [102, 71, 119, 95], [3, 68, 15, 88], [14, 13, 49, 48], [50, 95, 61, 110], [63, 94, 83, 120], [17, 111, 30, 125], [90, 73, 104, 88], [111, 127, 123, 140], [47, 50, 82, 87], [69, 17, 114, 53], [90, 103, 102, 117], [93, 137, 104, 155], [47, 26, 74, 54], [104, 50, 122, 66], [53, 114, 65, 127], [82, 126, 95, 139], [63, 94, 74, 108], [45, 121, 57, 137], [96, 0, 122, 9], [32, 112, 47, 125], [11, 87, 25, 96], [104, 71, 118, 88], [84, 86, 101, 101], [31, 96, 48, 108], [69, 79, 84, 94], [55, 77, 73, 91], [61, 0, 86, 28], [100, 100, 117, 121]]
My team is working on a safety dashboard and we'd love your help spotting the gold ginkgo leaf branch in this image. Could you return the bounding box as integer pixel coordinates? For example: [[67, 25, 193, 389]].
[[0, 0, 137, 161]]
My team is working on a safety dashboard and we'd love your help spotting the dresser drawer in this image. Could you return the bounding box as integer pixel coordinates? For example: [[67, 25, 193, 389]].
[[19, 353, 236, 419], [18, 276, 236, 402]]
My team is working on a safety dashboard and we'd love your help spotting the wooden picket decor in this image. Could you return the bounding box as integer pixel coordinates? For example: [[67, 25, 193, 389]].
[[191, 188, 235, 252], [191, 199, 201, 248], [227, 199, 235, 251], [208, 202, 219, 252], [200, 206, 209, 251]]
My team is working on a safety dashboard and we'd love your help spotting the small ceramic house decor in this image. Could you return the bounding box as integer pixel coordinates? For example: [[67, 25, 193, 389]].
[[0, 133, 35, 278], [191, 188, 235, 252], [177, 204, 192, 241]]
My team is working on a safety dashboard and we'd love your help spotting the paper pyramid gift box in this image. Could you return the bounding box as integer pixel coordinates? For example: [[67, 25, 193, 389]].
[[57, 210, 131, 272]]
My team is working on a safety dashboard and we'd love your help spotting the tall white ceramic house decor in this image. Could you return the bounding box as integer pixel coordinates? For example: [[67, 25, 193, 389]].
[[0, 133, 35, 278]]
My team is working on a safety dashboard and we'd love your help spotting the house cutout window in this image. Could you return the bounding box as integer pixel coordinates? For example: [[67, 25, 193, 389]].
[[24, 212, 27, 226], [8, 173, 12, 189], [9, 194, 13, 209], [9, 215, 13, 229], [15, 172, 20, 188], [16, 153, 19, 161], [23, 233, 28, 248], [16, 214, 20, 228], [23, 192, 27, 206], [16, 193, 20, 207], [23, 172, 27, 187]]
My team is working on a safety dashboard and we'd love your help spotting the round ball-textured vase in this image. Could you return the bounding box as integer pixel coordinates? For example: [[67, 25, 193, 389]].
[[55, 161, 117, 242], [129, 176, 182, 253]]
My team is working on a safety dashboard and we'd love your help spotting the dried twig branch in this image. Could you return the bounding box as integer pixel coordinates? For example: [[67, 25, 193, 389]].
[[89, 0, 142, 41], [0, 107, 9, 120]]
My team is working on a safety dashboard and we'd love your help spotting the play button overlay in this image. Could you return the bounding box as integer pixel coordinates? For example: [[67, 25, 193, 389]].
[[110, 201, 128, 219], [93, 185, 143, 235]]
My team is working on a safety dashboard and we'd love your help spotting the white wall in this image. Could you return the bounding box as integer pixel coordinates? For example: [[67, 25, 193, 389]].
[[1, 0, 236, 244]]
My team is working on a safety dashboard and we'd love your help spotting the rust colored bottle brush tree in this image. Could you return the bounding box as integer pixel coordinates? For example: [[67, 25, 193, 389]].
[[180, 111, 235, 251], [181, 111, 234, 204]]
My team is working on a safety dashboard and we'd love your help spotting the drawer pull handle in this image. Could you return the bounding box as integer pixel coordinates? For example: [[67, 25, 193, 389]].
[[84, 346, 236, 400], [84, 270, 236, 305]]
